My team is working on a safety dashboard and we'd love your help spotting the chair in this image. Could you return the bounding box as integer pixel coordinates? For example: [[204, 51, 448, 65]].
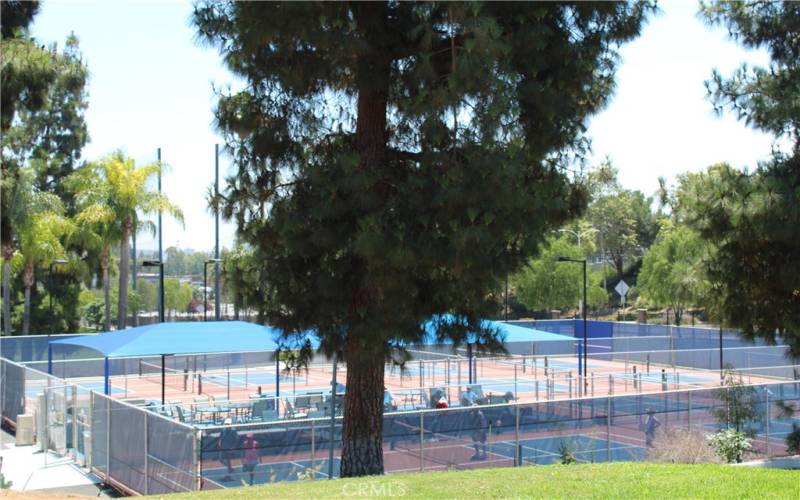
[[248, 399, 268, 422], [261, 410, 279, 422], [294, 395, 313, 411], [488, 394, 506, 405], [318, 401, 334, 418], [307, 393, 324, 407], [173, 405, 188, 424], [284, 399, 308, 419]]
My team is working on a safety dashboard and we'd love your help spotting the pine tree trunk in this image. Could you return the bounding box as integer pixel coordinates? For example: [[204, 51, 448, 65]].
[[118, 217, 132, 329], [2, 244, 13, 335], [101, 245, 111, 331], [341, 335, 386, 477], [21, 262, 34, 335], [339, 2, 391, 478]]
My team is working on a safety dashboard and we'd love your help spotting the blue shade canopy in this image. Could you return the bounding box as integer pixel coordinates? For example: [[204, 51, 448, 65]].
[[492, 321, 574, 343], [419, 317, 574, 345], [49, 321, 315, 358], [49, 319, 570, 359]]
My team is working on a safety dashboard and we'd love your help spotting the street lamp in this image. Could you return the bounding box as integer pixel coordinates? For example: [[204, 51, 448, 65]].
[[48, 259, 68, 335], [142, 260, 165, 323], [203, 258, 222, 322], [558, 227, 597, 249], [556, 256, 587, 394]]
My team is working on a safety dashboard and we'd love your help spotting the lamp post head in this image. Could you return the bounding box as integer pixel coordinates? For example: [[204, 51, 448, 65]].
[[51, 259, 68, 266], [142, 260, 162, 267], [555, 256, 585, 263]]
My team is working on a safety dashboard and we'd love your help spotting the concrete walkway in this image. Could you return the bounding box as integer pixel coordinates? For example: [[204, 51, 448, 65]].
[[0, 429, 115, 497]]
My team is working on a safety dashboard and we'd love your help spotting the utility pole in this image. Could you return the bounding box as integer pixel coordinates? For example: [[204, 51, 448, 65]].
[[157, 147, 163, 322], [214, 144, 221, 320]]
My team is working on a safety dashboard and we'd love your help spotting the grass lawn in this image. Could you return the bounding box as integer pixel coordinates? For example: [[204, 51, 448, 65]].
[[167, 463, 800, 499]]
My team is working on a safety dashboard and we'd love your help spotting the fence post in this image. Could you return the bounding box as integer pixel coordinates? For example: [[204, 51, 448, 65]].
[[194, 428, 202, 491], [310, 419, 316, 479], [687, 390, 692, 431], [765, 388, 770, 456], [70, 384, 77, 458], [515, 404, 520, 466], [419, 411, 424, 472], [87, 391, 94, 469], [606, 396, 611, 462], [106, 397, 111, 484], [143, 414, 149, 495], [568, 372, 573, 399]]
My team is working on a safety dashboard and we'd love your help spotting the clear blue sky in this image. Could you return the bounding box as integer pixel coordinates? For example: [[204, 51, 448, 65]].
[[31, 0, 783, 253]]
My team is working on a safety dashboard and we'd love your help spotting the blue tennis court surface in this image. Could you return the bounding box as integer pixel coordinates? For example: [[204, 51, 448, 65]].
[[202, 434, 642, 487], [491, 435, 645, 464], [203, 457, 341, 485], [202, 372, 305, 388], [703, 417, 800, 438]]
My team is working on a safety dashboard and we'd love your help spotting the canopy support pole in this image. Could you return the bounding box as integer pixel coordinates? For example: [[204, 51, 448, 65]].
[[276, 349, 280, 417], [328, 352, 338, 480], [104, 357, 109, 395], [467, 343, 473, 385], [161, 354, 166, 405], [48, 344, 53, 375]]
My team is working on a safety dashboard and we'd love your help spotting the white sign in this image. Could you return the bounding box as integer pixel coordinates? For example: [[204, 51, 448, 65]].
[[615, 280, 629, 298]]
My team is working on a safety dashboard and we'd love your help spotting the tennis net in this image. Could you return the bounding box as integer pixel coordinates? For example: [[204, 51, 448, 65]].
[[139, 360, 191, 392]]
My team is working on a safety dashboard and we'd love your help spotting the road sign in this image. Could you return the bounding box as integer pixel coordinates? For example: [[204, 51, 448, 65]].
[[615, 280, 629, 298]]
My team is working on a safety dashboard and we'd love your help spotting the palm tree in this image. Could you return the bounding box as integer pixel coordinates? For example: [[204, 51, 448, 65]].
[[0, 168, 36, 335], [69, 152, 183, 330], [1, 167, 72, 334], [17, 207, 73, 334]]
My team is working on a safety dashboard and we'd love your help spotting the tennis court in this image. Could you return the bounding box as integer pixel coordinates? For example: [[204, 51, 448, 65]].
[[199, 432, 645, 487]]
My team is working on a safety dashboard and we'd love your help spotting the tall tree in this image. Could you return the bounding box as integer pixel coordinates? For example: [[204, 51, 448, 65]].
[[194, 1, 653, 475], [220, 242, 264, 321], [587, 191, 641, 276], [638, 222, 709, 326], [15, 192, 73, 334], [69, 153, 183, 330], [2, 33, 90, 334], [687, 1, 800, 355], [585, 160, 657, 280], [513, 236, 606, 313], [0, 1, 78, 335]]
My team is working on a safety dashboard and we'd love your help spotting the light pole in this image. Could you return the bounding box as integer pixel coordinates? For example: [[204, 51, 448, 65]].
[[556, 256, 587, 392], [48, 259, 68, 335], [142, 260, 165, 323], [558, 227, 597, 249], [203, 258, 222, 321]]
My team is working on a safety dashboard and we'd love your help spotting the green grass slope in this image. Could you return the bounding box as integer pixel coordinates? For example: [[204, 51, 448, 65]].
[[165, 463, 800, 499]]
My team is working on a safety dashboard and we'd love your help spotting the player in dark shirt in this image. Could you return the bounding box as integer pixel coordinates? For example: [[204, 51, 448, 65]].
[[218, 419, 238, 481], [470, 406, 488, 460]]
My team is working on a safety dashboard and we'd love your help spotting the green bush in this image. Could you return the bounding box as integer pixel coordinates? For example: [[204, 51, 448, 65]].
[[559, 441, 577, 465], [706, 429, 751, 463], [786, 423, 800, 455]]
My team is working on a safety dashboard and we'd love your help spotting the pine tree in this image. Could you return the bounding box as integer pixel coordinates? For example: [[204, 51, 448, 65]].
[[686, 1, 800, 355], [194, 1, 653, 476]]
